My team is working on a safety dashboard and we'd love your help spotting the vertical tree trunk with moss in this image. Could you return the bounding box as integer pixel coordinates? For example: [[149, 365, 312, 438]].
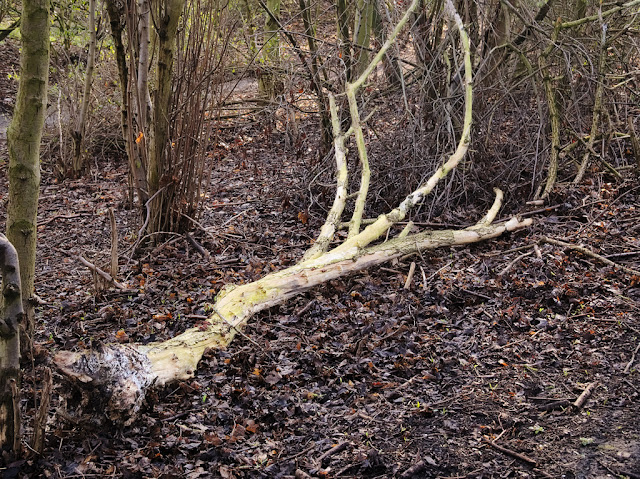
[[258, 0, 281, 99], [105, 0, 149, 207], [353, 0, 374, 78], [0, 236, 24, 457], [6, 0, 49, 352], [137, 0, 152, 131], [71, 0, 97, 176], [147, 0, 184, 234]]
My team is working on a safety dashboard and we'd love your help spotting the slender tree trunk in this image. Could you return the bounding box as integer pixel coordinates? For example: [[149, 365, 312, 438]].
[[353, 0, 374, 78], [0, 236, 23, 457], [71, 0, 97, 177], [137, 0, 151, 131], [147, 0, 184, 234], [258, 0, 281, 99], [105, 0, 149, 207], [336, 0, 352, 83], [241, 0, 257, 55], [373, 0, 401, 86], [298, 0, 331, 150], [6, 0, 49, 353], [538, 21, 561, 199]]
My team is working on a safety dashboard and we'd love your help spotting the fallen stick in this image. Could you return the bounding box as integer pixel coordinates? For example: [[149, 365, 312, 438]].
[[399, 459, 426, 478], [404, 262, 416, 289], [77, 255, 128, 290], [109, 208, 118, 279], [540, 236, 640, 276], [37, 212, 92, 227], [316, 441, 349, 465], [31, 367, 52, 454], [623, 342, 640, 374], [573, 381, 598, 410], [482, 437, 537, 466], [498, 251, 532, 276], [185, 233, 210, 260]]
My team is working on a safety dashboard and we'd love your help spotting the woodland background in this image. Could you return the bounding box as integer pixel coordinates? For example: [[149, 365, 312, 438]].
[[0, 0, 639, 477]]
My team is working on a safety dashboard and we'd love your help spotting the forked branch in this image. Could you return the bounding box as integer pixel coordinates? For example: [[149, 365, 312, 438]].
[[54, 0, 531, 425]]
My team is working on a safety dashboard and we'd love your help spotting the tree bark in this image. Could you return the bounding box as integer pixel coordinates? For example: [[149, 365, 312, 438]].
[[6, 0, 49, 352], [353, 0, 374, 78], [0, 235, 24, 457], [538, 20, 561, 199], [147, 0, 184, 234], [336, 0, 352, 83], [71, 0, 97, 176], [258, 0, 281, 99], [105, 0, 149, 207], [136, 0, 151, 131]]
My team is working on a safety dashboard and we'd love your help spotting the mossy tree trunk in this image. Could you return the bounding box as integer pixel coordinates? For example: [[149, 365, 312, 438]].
[[147, 0, 185, 234], [6, 0, 49, 353], [0, 236, 24, 457], [2, 0, 48, 454], [258, 0, 281, 99], [352, 0, 374, 78]]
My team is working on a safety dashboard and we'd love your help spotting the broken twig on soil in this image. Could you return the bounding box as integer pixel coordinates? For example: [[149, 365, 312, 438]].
[[316, 441, 349, 465], [573, 381, 598, 410], [482, 437, 537, 466], [540, 236, 640, 276], [399, 460, 426, 478], [498, 251, 533, 276], [623, 342, 640, 374], [404, 262, 416, 289], [76, 255, 128, 290]]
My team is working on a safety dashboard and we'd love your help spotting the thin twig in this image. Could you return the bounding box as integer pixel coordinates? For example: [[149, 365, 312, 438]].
[[404, 262, 416, 290], [316, 441, 349, 465], [31, 367, 52, 454], [482, 437, 537, 466], [498, 252, 532, 276], [133, 186, 170, 253], [420, 265, 427, 291], [109, 208, 118, 279], [77, 255, 128, 290], [426, 261, 454, 282], [573, 382, 598, 410], [541, 236, 640, 276], [185, 233, 210, 260], [486, 244, 534, 257], [37, 213, 92, 227], [623, 342, 640, 374]]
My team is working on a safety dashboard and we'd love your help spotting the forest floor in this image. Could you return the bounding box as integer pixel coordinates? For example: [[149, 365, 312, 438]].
[[1, 43, 640, 479]]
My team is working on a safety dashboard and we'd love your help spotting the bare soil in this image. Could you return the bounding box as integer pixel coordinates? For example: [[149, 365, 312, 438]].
[[0, 40, 639, 479]]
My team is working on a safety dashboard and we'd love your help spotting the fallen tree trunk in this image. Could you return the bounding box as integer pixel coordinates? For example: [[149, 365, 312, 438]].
[[54, 0, 533, 424], [56, 213, 530, 423]]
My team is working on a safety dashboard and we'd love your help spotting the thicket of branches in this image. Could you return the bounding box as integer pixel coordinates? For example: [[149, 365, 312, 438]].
[[35, 0, 640, 232]]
